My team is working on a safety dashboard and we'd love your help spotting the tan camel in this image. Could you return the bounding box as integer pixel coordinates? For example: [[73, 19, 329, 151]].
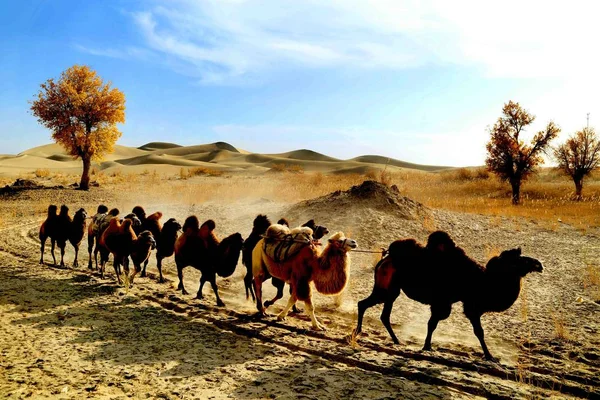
[[252, 226, 357, 330]]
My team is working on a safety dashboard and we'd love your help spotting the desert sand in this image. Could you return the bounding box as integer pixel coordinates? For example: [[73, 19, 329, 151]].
[[0, 143, 598, 399]]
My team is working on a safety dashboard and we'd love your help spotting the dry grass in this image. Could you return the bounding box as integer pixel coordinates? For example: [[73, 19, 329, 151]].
[[179, 167, 225, 179], [551, 311, 571, 341], [391, 168, 600, 230], [583, 262, 600, 301], [270, 163, 304, 174], [34, 169, 50, 178]]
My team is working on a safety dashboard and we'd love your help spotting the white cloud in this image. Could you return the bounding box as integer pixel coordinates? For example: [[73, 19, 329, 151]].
[[114, 0, 600, 84]]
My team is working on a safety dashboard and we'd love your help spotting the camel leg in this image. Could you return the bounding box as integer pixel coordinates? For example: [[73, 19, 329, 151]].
[[209, 276, 225, 307], [253, 276, 267, 316], [130, 261, 141, 286], [87, 236, 94, 269], [244, 268, 255, 301], [380, 291, 401, 344], [50, 239, 56, 266], [265, 278, 285, 309], [113, 258, 122, 284], [297, 280, 323, 331], [141, 259, 148, 278], [196, 274, 206, 300], [73, 245, 79, 268], [176, 264, 188, 295], [277, 293, 298, 321], [423, 303, 452, 351], [156, 254, 165, 283], [59, 243, 65, 267], [39, 236, 46, 264], [305, 298, 324, 331], [354, 289, 386, 341], [467, 313, 496, 361], [93, 245, 99, 270]]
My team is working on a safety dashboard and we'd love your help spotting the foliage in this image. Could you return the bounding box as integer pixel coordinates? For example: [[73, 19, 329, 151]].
[[30, 65, 125, 190], [485, 101, 560, 204], [553, 127, 600, 200]]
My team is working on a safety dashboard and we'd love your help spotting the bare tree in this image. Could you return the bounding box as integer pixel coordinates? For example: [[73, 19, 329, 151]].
[[486, 101, 560, 204], [553, 127, 600, 200]]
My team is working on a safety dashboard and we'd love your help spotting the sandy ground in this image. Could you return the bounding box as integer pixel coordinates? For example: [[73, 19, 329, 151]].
[[0, 177, 599, 399]]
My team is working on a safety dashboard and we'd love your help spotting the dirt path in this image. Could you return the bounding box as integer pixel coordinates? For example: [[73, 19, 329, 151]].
[[1, 185, 599, 399]]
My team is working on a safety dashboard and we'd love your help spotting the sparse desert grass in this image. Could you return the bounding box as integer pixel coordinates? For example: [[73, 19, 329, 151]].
[[583, 262, 600, 301], [270, 163, 304, 174], [179, 167, 224, 179], [34, 168, 50, 178], [393, 169, 600, 230], [551, 311, 571, 341]]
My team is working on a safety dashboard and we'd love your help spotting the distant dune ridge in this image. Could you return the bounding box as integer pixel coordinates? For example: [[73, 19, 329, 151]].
[[0, 141, 450, 176]]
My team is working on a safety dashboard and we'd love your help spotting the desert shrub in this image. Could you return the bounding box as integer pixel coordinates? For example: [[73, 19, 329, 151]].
[[365, 170, 378, 181], [270, 163, 304, 174], [189, 167, 224, 177], [179, 167, 189, 180], [379, 170, 392, 186], [34, 169, 50, 178]]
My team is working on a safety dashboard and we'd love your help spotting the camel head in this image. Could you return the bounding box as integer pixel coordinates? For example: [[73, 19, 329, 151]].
[[137, 230, 157, 250], [74, 208, 87, 221], [123, 213, 142, 229], [486, 248, 543, 277], [253, 214, 272, 233], [47, 204, 58, 217], [301, 219, 329, 240], [277, 218, 290, 227], [132, 206, 146, 221], [327, 232, 357, 252], [96, 204, 109, 214], [164, 218, 182, 233]]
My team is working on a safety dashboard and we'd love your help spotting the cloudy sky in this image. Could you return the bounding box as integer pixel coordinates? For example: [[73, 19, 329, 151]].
[[1, 0, 598, 166]]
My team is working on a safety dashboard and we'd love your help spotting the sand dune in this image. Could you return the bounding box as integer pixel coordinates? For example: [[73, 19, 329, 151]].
[[0, 140, 452, 177]]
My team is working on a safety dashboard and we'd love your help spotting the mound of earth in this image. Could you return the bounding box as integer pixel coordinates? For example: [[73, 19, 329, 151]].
[[0, 178, 65, 196], [138, 142, 183, 151], [297, 180, 427, 219]]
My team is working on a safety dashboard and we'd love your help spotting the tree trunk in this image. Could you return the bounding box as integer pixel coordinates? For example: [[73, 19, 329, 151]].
[[510, 180, 521, 205], [574, 178, 583, 201], [79, 155, 91, 190]]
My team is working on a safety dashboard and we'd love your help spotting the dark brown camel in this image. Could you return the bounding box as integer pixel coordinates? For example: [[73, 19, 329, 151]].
[[154, 218, 182, 283], [243, 214, 272, 301], [174, 217, 244, 307], [40, 205, 86, 267], [353, 231, 543, 361]]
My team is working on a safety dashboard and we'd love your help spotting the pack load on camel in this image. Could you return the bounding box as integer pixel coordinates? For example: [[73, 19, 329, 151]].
[[262, 224, 315, 263]]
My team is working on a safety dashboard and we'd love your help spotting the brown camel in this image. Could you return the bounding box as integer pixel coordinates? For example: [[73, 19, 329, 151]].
[[252, 226, 357, 330]]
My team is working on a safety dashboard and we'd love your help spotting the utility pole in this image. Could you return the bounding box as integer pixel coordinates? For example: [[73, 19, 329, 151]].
[[587, 113, 590, 128]]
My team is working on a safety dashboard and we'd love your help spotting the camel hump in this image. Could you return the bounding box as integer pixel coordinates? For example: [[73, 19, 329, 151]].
[[200, 219, 216, 240], [147, 211, 163, 221], [265, 224, 290, 238]]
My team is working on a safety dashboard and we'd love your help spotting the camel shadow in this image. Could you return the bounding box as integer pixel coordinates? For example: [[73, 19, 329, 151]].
[[227, 354, 461, 400], [0, 264, 117, 313]]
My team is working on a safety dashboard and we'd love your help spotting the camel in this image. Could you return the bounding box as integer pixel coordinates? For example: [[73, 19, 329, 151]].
[[353, 230, 543, 360], [252, 225, 357, 330], [174, 217, 244, 306]]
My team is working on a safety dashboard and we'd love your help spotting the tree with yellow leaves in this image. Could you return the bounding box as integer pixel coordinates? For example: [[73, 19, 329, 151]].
[[486, 101, 560, 205], [30, 65, 125, 190]]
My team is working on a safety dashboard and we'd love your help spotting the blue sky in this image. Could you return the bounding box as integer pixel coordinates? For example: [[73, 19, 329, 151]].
[[1, 0, 598, 166]]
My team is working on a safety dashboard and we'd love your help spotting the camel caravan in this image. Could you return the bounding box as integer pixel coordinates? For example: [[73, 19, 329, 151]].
[[38, 202, 543, 361]]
